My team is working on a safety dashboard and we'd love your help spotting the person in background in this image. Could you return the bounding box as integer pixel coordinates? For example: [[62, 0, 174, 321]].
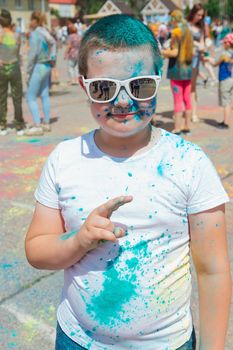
[[162, 10, 193, 135], [157, 23, 168, 48], [208, 33, 233, 129], [187, 3, 205, 123], [0, 9, 25, 136], [64, 24, 81, 85], [25, 11, 56, 136]]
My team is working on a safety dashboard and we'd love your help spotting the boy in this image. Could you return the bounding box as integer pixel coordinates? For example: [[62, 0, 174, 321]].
[[209, 33, 233, 129], [25, 15, 231, 350]]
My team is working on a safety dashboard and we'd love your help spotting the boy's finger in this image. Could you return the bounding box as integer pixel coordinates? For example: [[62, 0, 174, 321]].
[[113, 226, 125, 238], [94, 195, 133, 218]]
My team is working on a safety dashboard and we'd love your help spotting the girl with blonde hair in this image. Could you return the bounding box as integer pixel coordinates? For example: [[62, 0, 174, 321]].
[[162, 10, 193, 134]]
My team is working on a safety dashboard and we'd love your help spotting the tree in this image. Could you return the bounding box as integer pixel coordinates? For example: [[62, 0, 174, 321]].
[[203, 0, 220, 19], [227, 0, 233, 21]]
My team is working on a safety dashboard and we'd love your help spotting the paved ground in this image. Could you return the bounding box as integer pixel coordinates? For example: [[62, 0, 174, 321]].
[[0, 50, 233, 349]]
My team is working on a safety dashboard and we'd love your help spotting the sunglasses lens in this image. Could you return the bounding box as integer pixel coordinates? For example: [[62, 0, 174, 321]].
[[129, 78, 157, 100], [89, 80, 117, 102]]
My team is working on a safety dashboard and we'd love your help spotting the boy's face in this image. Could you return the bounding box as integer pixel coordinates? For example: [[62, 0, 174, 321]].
[[84, 46, 157, 138]]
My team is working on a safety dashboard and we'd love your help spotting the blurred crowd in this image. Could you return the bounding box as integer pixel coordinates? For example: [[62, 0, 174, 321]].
[[0, 3, 233, 136]]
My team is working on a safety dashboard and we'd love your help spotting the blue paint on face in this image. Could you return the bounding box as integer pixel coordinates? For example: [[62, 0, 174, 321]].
[[131, 60, 145, 77]]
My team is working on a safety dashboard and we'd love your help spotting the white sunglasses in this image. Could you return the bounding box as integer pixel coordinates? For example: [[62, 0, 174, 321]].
[[82, 75, 161, 103]]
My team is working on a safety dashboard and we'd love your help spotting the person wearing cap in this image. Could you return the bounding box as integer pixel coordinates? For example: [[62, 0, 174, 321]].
[[0, 9, 25, 135], [208, 33, 233, 129]]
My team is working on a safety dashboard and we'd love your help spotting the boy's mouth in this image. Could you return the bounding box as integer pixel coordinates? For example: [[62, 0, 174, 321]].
[[109, 107, 140, 119]]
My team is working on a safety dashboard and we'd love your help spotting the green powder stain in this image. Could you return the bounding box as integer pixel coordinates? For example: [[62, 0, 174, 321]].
[[27, 139, 40, 143], [86, 241, 151, 327], [60, 230, 78, 240], [71, 196, 76, 200], [149, 214, 152, 219], [86, 267, 137, 326], [128, 172, 133, 177]]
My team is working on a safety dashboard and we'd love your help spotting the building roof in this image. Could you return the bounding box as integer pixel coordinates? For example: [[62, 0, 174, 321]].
[[141, 0, 180, 13], [49, 0, 76, 4], [111, 1, 135, 15]]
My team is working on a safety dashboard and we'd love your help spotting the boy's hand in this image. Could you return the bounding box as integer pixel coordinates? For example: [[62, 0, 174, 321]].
[[75, 196, 133, 252]]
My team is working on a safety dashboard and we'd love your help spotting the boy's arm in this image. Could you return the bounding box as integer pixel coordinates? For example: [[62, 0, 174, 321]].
[[25, 196, 132, 270], [189, 204, 231, 350]]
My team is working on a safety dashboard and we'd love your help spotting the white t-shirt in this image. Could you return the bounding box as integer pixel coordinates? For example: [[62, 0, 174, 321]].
[[35, 128, 229, 350]]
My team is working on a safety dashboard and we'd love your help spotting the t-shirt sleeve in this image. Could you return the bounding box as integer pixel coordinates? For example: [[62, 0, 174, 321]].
[[187, 150, 229, 214], [34, 144, 61, 209]]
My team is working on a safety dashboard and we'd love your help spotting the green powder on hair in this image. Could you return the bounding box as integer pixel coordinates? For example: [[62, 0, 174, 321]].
[[79, 14, 163, 76]]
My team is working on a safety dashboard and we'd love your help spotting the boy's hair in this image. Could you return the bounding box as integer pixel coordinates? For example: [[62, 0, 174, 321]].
[[78, 14, 162, 77]]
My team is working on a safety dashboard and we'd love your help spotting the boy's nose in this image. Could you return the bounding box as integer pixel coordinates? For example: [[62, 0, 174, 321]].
[[113, 88, 133, 108]]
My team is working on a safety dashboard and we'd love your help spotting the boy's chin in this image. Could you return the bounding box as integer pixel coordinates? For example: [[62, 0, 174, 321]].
[[100, 121, 152, 138]]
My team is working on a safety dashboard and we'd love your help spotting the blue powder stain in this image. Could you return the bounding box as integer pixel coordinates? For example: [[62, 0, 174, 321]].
[[173, 86, 179, 93], [95, 48, 107, 55], [149, 214, 152, 219], [125, 186, 128, 192], [86, 266, 137, 326], [86, 241, 150, 326], [131, 60, 144, 77], [128, 172, 133, 177], [157, 162, 164, 176], [1, 263, 13, 269], [79, 208, 83, 211], [63, 136, 72, 141], [70, 331, 76, 336], [60, 230, 78, 240], [134, 114, 142, 122], [71, 196, 76, 200]]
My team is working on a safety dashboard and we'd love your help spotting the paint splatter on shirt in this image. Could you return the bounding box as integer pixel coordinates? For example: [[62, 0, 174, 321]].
[[35, 128, 228, 349]]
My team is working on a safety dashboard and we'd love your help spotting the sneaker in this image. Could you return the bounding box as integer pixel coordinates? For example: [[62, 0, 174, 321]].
[[24, 126, 44, 136], [192, 115, 200, 123], [16, 129, 25, 136], [0, 127, 10, 136], [217, 122, 229, 129], [41, 123, 51, 132], [181, 128, 191, 135], [172, 129, 181, 135]]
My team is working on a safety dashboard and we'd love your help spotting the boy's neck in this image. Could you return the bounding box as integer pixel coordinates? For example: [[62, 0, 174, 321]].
[[94, 126, 160, 158]]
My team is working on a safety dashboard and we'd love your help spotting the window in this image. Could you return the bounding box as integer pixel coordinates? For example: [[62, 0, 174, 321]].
[[28, 0, 34, 10], [15, 0, 22, 9]]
